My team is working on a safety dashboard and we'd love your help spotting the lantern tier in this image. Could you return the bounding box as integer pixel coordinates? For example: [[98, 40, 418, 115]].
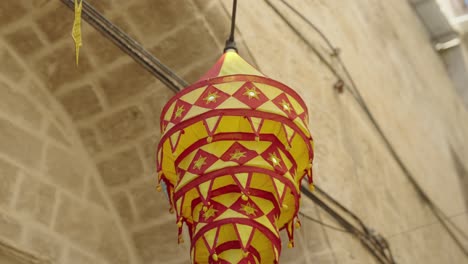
[[157, 51, 314, 264]]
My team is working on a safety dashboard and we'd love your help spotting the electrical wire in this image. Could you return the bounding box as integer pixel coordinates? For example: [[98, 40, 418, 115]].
[[299, 211, 351, 233], [266, 0, 468, 257], [61, 0, 187, 92], [301, 185, 396, 264]]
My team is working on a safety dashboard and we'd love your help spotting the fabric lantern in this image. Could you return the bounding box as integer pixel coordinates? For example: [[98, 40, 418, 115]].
[[156, 50, 314, 263]]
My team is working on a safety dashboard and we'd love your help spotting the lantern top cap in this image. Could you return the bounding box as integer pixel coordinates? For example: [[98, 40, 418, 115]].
[[198, 51, 264, 81]]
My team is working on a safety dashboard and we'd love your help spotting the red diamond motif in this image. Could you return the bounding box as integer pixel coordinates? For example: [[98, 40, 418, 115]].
[[170, 99, 192, 124], [272, 93, 297, 119], [261, 145, 288, 174], [220, 142, 257, 165], [194, 85, 230, 109], [231, 199, 263, 218], [188, 149, 218, 174], [232, 82, 268, 109]]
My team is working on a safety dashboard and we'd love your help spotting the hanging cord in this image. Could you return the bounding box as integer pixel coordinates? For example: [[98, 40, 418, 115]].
[[266, 0, 468, 257], [301, 185, 396, 264], [224, 0, 238, 52]]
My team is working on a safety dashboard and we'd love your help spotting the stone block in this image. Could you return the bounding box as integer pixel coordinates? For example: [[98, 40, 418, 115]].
[[149, 19, 219, 72], [4, 26, 45, 58], [54, 195, 101, 250], [16, 176, 56, 226], [97, 219, 130, 264], [0, 81, 43, 129], [0, 48, 25, 82], [79, 127, 102, 155], [130, 180, 170, 223], [45, 145, 85, 196], [35, 45, 94, 92], [65, 248, 97, 264], [58, 84, 103, 121], [132, 222, 188, 263], [0, 159, 18, 208], [47, 123, 70, 147], [23, 80, 53, 111], [97, 148, 144, 187], [0, 1, 27, 25], [35, 3, 72, 42], [0, 118, 42, 169], [111, 191, 135, 225], [97, 106, 147, 146], [141, 135, 160, 172], [203, 4, 230, 45], [85, 30, 123, 65], [86, 177, 109, 210], [143, 90, 173, 129], [24, 228, 63, 262], [192, 0, 217, 11], [86, 0, 113, 14], [127, 0, 197, 38], [99, 61, 155, 105], [0, 213, 22, 242]]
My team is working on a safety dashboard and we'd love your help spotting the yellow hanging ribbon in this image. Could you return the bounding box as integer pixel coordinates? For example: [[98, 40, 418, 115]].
[[72, 0, 83, 65]]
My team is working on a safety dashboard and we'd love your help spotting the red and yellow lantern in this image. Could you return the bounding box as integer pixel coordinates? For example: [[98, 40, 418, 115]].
[[156, 50, 314, 263]]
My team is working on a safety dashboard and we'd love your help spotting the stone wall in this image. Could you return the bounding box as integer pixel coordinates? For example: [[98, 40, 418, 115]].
[[0, 16, 138, 263], [0, 0, 467, 264], [225, 1, 468, 263]]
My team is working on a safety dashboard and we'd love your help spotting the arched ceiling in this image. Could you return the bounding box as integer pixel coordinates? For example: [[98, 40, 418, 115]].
[[0, 0, 255, 263]]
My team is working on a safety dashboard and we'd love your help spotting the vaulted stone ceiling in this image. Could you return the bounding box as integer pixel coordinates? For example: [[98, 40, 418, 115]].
[[0, 1, 297, 263]]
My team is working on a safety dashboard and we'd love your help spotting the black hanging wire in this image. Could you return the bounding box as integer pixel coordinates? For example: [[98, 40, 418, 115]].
[[224, 0, 238, 52]]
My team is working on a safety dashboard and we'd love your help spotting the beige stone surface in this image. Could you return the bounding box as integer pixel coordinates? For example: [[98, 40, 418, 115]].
[[97, 148, 144, 187], [16, 176, 56, 227], [0, 119, 43, 169], [0, 213, 22, 243], [0, 0, 467, 263], [0, 160, 18, 208]]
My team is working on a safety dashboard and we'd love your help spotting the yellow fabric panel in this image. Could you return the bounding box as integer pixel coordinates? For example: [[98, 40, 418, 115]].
[[219, 249, 245, 264], [198, 181, 211, 200], [254, 83, 284, 100], [218, 51, 264, 77], [211, 193, 240, 208], [213, 81, 246, 93], [204, 228, 218, 249], [236, 224, 253, 247], [287, 94, 305, 114], [180, 85, 206, 102], [204, 116, 221, 133]]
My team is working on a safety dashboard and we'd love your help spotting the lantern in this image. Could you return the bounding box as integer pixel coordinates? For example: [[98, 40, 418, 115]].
[[156, 50, 314, 263]]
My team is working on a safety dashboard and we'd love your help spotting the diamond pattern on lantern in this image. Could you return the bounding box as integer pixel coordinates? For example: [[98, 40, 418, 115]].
[[188, 149, 218, 174], [194, 85, 230, 109], [170, 99, 192, 123], [220, 142, 257, 165], [261, 146, 288, 173], [232, 82, 269, 109], [272, 93, 297, 119], [231, 199, 262, 218], [199, 202, 229, 222]]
